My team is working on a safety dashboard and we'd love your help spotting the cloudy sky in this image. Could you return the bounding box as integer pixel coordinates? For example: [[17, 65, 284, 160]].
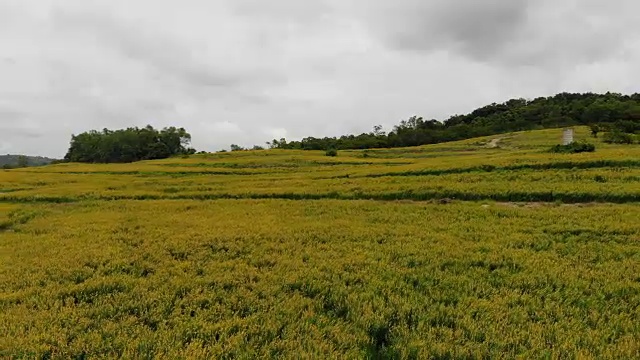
[[1, 0, 639, 157]]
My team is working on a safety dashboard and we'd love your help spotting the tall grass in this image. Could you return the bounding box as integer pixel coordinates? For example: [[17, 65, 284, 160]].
[[1, 200, 639, 358], [1, 128, 639, 358]]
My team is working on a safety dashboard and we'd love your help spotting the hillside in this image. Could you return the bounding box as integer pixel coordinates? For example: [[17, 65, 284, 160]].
[[0, 155, 57, 168], [3, 127, 638, 203], [1, 127, 639, 358], [271, 92, 640, 150]]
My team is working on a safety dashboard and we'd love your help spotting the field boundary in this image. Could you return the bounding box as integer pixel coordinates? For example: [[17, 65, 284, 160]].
[[2, 190, 639, 205], [352, 159, 640, 179]]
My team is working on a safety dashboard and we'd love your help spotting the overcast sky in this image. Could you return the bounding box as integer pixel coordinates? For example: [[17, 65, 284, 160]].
[[1, 0, 639, 157]]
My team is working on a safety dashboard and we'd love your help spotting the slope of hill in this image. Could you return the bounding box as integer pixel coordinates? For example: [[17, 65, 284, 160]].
[[270, 92, 640, 150], [0, 154, 57, 168], [1, 127, 639, 358]]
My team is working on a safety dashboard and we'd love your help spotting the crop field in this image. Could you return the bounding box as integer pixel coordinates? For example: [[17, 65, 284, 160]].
[[1, 127, 639, 359]]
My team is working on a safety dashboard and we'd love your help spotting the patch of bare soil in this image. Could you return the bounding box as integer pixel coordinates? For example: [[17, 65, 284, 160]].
[[487, 138, 502, 148]]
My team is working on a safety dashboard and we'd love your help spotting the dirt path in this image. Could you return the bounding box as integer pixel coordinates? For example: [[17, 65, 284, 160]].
[[487, 138, 501, 148]]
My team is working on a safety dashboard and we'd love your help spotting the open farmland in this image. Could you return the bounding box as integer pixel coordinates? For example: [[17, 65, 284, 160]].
[[1, 127, 639, 359]]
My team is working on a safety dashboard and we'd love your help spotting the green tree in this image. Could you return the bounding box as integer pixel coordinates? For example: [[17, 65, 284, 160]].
[[268, 92, 640, 151], [17, 156, 29, 168], [64, 125, 195, 163]]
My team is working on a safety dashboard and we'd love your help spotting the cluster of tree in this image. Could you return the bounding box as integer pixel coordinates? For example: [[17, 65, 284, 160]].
[[590, 124, 639, 144], [225, 144, 265, 152], [268, 92, 640, 150], [1, 155, 57, 169], [64, 126, 196, 163]]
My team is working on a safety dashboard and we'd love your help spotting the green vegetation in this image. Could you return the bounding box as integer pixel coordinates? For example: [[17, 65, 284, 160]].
[[269, 92, 640, 150], [325, 148, 338, 157], [0, 155, 57, 169], [1, 127, 639, 358], [603, 130, 637, 144], [550, 141, 596, 154], [64, 125, 195, 163]]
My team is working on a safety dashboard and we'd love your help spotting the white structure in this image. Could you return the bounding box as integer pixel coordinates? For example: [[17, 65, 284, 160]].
[[562, 128, 575, 145]]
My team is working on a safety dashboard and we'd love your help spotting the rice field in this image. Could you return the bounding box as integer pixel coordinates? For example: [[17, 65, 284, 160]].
[[1, 127, 639, 359]]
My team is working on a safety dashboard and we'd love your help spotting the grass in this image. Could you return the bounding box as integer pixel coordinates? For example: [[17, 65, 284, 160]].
[[1, 127, 639, 358]]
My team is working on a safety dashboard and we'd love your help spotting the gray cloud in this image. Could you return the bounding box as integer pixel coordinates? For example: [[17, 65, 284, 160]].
[[230, 0, 333, 22], [51, 6, 284, 92], [0, 0, 639, 157], [354, 0, 530, 60], [350, 0, 639, 67], [0, 108, 46, 139]]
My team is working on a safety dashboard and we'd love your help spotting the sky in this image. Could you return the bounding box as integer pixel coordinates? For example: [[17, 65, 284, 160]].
[[1, 0, 640, 157]]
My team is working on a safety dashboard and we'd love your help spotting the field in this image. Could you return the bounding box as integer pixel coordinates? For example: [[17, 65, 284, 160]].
[[1, 127, 639, 359]]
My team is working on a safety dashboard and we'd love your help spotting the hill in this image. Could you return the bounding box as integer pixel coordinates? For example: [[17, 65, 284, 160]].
[[1, 127, 639, 358], [270, 92, 640, 150], [0, 154, 57, 168]]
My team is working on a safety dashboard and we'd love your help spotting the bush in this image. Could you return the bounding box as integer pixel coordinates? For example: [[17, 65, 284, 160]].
[[325, 148, 338, 157], [550, 141, 596, 154], [594, 175, 607, 183], [603, 131, 635, 144]]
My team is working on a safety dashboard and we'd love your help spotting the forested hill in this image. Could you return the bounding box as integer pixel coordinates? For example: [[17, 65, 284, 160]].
[[270, 92, 640, 150], [0, 155, 57, 168]]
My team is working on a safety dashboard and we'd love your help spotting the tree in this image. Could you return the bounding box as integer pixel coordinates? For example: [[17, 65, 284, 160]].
[[64, 125, 195, 163], [17, 156, 29, 168], [590, 124, 600, 138], [230, 144, 244, 152], [372, 125, 385, 136]]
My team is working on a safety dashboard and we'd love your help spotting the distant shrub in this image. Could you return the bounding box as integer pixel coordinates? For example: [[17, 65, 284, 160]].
[[594, 175, 607, 183], [480, 165, 496, 172], [603, 131, 635, 144], [326, 148, 338, 157], [550, 142, 595, 154]]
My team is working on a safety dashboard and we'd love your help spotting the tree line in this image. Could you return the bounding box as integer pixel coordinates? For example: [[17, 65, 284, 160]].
[[267, 92, 640, 150], [1, 155, 56, 169], [59, 92, 639, 163], [64, 126, 195, 163]]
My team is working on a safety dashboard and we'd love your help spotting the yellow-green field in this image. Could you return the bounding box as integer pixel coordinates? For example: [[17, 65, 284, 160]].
[[1, 127, 639, 359]]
